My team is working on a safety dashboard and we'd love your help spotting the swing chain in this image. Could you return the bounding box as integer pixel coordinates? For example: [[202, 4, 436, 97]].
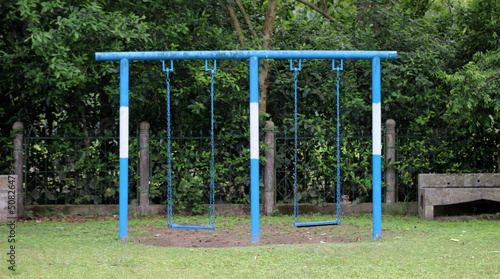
[[290, 59, 301, 224], [164, 60, 217, 229], [333, 59, 343, 222], [163, 60, 174, 227], [205, 59, 217, 227], [292, 59, 343, 225]]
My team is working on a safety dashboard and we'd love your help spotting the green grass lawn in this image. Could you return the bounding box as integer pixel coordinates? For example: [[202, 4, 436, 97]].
[[0, 213, 499, 278]]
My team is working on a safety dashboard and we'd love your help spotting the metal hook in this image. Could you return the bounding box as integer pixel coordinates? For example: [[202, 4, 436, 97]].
[[289, 59, 302, 71], [332, 59, 344, 71], [205, 59, 217, 72], [162, 60, 174, 72]]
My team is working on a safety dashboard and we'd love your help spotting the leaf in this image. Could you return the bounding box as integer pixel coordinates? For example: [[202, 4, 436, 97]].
[[44, 189, 56, 200], [104, 188, 116, 198]]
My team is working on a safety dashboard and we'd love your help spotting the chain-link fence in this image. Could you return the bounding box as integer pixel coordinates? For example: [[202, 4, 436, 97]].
[[1, 128, 497, 205], [23, 136, 124, 205], [396, 131, 498, 202]]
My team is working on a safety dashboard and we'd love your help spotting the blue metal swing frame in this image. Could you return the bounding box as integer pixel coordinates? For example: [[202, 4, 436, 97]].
[[95, 50, 397, 243]]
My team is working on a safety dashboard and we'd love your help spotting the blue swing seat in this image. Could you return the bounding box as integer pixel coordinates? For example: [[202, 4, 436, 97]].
[[294, 220, 341, 227], [169, 223, 215, 230]]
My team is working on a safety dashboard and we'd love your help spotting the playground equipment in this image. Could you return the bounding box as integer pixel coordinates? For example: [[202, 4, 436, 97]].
[[95, 50, 398, 243], [163, 60, 217, 230], [291, 59, 343, 227]]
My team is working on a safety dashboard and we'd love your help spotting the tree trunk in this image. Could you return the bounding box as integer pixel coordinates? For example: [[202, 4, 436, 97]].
[[258, 0, 279, 113]]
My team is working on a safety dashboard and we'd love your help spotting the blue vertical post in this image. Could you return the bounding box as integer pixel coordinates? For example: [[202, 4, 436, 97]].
[[372, 56, 382, 240], [249, 56, 260, 243], [119, 58, 130, 241]]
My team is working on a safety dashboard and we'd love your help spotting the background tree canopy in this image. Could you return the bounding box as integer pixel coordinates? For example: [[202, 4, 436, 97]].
[[1, 0, 498, 204]]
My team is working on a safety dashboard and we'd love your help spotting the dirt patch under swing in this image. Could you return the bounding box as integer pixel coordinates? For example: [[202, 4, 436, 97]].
[[131, 222, 369, 248]]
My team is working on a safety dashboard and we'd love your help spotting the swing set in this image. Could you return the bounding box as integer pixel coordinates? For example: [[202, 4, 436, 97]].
[[163, 59, 217, 230], [291, 58, 344, 227], [95, 50, 397, 243]]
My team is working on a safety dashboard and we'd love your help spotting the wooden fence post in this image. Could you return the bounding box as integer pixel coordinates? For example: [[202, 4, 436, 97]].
[[263, 121, 275, 215], [385, 119, 397, 204], [13, 122, 25, 217], [139, 121, 150, 213]]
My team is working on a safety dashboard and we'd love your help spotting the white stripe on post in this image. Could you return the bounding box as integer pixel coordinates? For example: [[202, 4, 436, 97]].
[[250, 102, 259, 160], [372, 102, 382, 156], [119, 106, 130, 158]]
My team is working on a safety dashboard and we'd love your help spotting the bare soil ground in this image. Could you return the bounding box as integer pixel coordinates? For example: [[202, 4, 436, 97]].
[[131, 223, 369, 248], [23, 213, 500, 248], [23, 215, 371, 248]]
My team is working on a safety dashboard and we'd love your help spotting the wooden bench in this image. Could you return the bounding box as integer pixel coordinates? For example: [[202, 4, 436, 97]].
[[418, 173, 500, 219]]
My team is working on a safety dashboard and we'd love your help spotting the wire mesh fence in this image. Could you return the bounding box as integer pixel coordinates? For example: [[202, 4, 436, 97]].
[[1, 128, 497, 205], [24, 136, 124, 205], [275, 132, 372, 205], [395, 130, 498, 202], [148, 135, 250, 209]]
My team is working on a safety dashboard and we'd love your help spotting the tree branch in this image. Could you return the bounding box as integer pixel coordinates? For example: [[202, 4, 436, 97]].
[[235, 0, 258, 39], [295, 0, 340, 25], [226, 0, 246, 48]]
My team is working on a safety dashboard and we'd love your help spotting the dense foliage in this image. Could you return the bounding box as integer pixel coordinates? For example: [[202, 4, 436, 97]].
[[1, 0, 498, 207]]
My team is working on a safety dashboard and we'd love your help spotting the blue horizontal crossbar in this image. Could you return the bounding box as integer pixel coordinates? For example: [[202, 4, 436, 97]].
[[96, 50, 397, 62], [169, 223, 215, 230], [294, 220, 341, 227]]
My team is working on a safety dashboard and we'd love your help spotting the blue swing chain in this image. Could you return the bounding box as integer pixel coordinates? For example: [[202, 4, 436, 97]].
[[290, 59, 302, 224], [205, 59, 217, 227], [292, 59, 343, 224], [164, 60, 217, 229], [165, 58, 339, 228], [333, 59, 343, 222], [163, 60, 174, 227]]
